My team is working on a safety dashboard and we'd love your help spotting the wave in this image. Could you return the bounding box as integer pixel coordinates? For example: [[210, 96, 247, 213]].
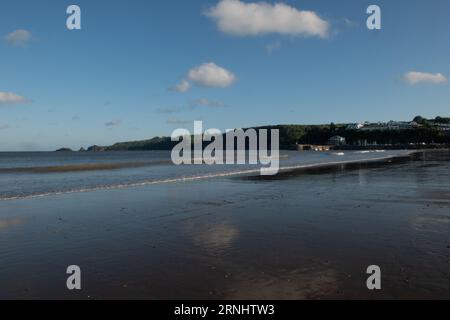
[[356, 150, 386, 154], [0, 155, 289, 174], [0, 153, 410, 202], [0, 160, 171, 174]]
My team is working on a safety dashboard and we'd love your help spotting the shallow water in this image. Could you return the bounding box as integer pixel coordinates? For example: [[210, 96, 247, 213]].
[[0, 151, 449, 299], [0, 150, 411, 200]]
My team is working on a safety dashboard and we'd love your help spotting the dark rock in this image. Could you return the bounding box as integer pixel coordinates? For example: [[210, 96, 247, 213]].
[[87, 145, 106, 152]]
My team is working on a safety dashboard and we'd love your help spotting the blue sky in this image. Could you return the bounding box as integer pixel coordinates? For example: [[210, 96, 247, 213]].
[[0, 0, 449, 151]]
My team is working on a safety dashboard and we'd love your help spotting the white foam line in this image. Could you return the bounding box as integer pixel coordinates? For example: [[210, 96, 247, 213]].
[[0, 154, 406, 202]]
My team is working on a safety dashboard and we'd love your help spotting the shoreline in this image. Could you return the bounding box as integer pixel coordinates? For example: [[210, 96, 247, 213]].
[[242, 151, 422, 180], [0, 151, 423, 202]]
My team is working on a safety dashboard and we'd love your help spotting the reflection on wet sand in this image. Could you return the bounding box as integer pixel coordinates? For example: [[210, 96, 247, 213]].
[[413, 213, 450, 233], [185, 221, 239, 254], [0, 217, 24, 230], [184, 219, 339, 299], [223, 267, 339, 300]]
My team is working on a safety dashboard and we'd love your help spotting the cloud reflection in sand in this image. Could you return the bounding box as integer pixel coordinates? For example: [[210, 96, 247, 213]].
[[0, 217, 25, 230], [184, 221, 239, 254], [222, 267, 339, 300]]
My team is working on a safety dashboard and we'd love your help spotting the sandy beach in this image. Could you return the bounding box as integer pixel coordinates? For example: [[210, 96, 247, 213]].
[[0, 151, 449, 300]]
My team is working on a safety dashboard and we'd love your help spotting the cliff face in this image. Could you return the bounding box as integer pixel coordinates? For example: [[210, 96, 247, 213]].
[[87, 145, 107, 152], [105, 137, 175, 151], [55, 148, 73, 152]]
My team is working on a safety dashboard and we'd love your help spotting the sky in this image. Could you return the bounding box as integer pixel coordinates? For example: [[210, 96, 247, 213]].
[[0, 0, 449, 151]]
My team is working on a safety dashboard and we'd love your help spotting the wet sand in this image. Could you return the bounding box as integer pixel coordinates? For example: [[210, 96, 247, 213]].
[[0, 151, 449, 299]]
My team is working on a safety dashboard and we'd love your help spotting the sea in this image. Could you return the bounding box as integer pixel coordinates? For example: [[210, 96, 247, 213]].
[[0, 150, 413, 201]]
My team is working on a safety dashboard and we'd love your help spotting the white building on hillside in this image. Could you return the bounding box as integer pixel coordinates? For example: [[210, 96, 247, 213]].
[[327, 136, 346, 146]]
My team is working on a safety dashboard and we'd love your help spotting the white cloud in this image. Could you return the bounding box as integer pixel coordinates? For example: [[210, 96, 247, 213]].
[[187, 63, 236, 88], [0, 92, 29, 105], [205, 0, 329, 38], [172, 62, 236, 93], [404, 71, 447, 85], [172, 79, 191, 93], [5, 29, 32, 46]]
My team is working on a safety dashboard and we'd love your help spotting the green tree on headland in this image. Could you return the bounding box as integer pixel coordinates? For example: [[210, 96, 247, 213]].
[[72, 116, 450, 152]]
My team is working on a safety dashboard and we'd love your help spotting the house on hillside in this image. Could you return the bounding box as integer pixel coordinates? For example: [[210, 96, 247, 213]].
[[346, 123, 364, 130], [327, 135, 346, 146]]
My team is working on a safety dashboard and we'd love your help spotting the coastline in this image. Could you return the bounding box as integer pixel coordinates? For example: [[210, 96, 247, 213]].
[[0, 150, 420, 202]]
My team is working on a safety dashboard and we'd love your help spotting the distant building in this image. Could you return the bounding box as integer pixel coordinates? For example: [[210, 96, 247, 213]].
[[327, 135, 346, 146], [409, 121, 421, 128], [296, 144, 330, 151], [434, 123, 450, 131], [360, 123, 386, 131], [387, 121, 419, 130], [346, 123, 364, 130], [359, 121, 419, 131]]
